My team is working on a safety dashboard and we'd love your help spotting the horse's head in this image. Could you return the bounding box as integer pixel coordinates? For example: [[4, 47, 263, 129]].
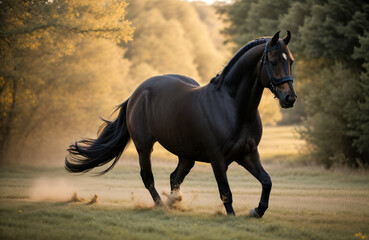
[[258, 31, 297, 108]]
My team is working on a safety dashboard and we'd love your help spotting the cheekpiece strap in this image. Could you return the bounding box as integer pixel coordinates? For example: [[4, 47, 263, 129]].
[[261, 40, 293, 91]]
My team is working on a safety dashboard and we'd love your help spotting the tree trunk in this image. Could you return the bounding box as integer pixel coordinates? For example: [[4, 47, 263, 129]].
[[0, 78, 17, 163]]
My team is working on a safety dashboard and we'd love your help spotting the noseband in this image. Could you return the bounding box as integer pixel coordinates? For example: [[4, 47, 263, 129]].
[[258, 41, 293, 95]]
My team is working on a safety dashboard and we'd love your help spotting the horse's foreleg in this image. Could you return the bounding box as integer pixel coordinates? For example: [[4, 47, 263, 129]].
[[211, 160, 235, 216], [237, 150, 272, 218], [166, 158, 194, 207]]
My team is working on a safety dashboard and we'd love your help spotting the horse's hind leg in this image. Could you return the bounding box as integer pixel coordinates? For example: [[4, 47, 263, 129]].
[[237, 150, 271, 218], [128, 91, 163, 206], [137, 144, 163, 206], [166, 157, 194, 207]]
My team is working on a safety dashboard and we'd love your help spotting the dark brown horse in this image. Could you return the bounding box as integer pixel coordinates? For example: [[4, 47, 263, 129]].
[[66, 31, 296, 218]]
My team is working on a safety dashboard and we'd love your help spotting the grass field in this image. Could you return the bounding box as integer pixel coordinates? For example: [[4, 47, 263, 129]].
[[1, 126, 368, 240]]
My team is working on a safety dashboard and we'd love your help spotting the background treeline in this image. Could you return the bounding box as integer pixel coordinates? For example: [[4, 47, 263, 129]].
[[2, 0, 367, 169], [218, 0, 369, 168], [0, 0, 281, 164]]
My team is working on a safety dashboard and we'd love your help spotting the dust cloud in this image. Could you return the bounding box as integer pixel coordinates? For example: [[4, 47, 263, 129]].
[[29, 178, 78, 202]]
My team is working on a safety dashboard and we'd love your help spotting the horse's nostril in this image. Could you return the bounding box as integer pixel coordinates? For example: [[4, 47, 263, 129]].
[[288, 95, 296, 103], [284, 94, 290, 103], [284, 94, 296, 104]]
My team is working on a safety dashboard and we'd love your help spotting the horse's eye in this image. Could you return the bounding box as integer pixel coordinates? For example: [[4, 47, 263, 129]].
[[270, 60, 277, 67]]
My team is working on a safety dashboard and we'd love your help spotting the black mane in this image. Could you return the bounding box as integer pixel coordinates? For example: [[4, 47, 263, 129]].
[[211, 38, 268, 88]]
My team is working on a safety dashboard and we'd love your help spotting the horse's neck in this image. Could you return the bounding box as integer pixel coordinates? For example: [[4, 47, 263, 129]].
[[223, 44, 265, 115]]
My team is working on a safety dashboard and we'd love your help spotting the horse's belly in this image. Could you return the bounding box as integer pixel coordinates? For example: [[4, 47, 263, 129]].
[[152, 116, 209, 161], [150, 105, 211, 161], [156, 139, 207, 162]]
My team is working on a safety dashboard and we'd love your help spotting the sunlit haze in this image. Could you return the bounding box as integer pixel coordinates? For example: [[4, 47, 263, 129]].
[[1, 0, 368, 239], [187, 0, 231, 4]]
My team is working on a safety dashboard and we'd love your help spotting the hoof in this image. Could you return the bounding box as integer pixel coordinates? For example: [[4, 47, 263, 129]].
[[163, 190, 183, 207], [249, 208, 261, 218], [154, 198, 164, 208], [227, 211, 236, 216]]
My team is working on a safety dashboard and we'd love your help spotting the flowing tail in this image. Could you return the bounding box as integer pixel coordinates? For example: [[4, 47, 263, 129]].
[[65, 99, 130, 174]]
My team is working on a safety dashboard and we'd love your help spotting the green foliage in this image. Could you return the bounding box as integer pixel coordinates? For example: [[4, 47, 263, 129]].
[[296, 0, 369, 167], [297, 0, 368, 64], [347, 31, 369, 160], [298, 63, 363, 167], [218, 0, 293, 51], [219, 0, 369, 167]]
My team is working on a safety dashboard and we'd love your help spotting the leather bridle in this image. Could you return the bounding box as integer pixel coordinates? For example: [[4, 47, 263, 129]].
[[258, 41, 294, 96]]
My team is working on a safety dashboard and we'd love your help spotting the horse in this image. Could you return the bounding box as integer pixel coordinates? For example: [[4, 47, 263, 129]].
[[65, 31, 297, 218]]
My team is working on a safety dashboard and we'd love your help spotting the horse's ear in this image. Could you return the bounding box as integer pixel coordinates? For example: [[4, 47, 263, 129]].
[[271, 31, 280, 46], [283, 30, 291, 45]]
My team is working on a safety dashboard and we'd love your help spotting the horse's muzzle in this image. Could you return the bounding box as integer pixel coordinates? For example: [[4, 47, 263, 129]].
[[279, 92, 297, 108]]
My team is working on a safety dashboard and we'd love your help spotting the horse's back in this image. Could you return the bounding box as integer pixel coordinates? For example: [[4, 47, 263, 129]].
[[134, 74, 199, 92], [128, 74, 200, 109], [164, 74, 200, 87]]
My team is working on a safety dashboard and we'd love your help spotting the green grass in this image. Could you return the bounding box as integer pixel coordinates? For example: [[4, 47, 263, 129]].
[[1, 161, 368, 240], [1, 126, 368, 240]]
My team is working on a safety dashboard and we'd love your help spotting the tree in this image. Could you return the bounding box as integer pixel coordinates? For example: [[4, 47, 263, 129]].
[[296, 0, 369, 167], [125, 0, 226, 84], [345, 31, 369, 164], [298, 63, 361, 167], [0, 0, 133, 163]]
